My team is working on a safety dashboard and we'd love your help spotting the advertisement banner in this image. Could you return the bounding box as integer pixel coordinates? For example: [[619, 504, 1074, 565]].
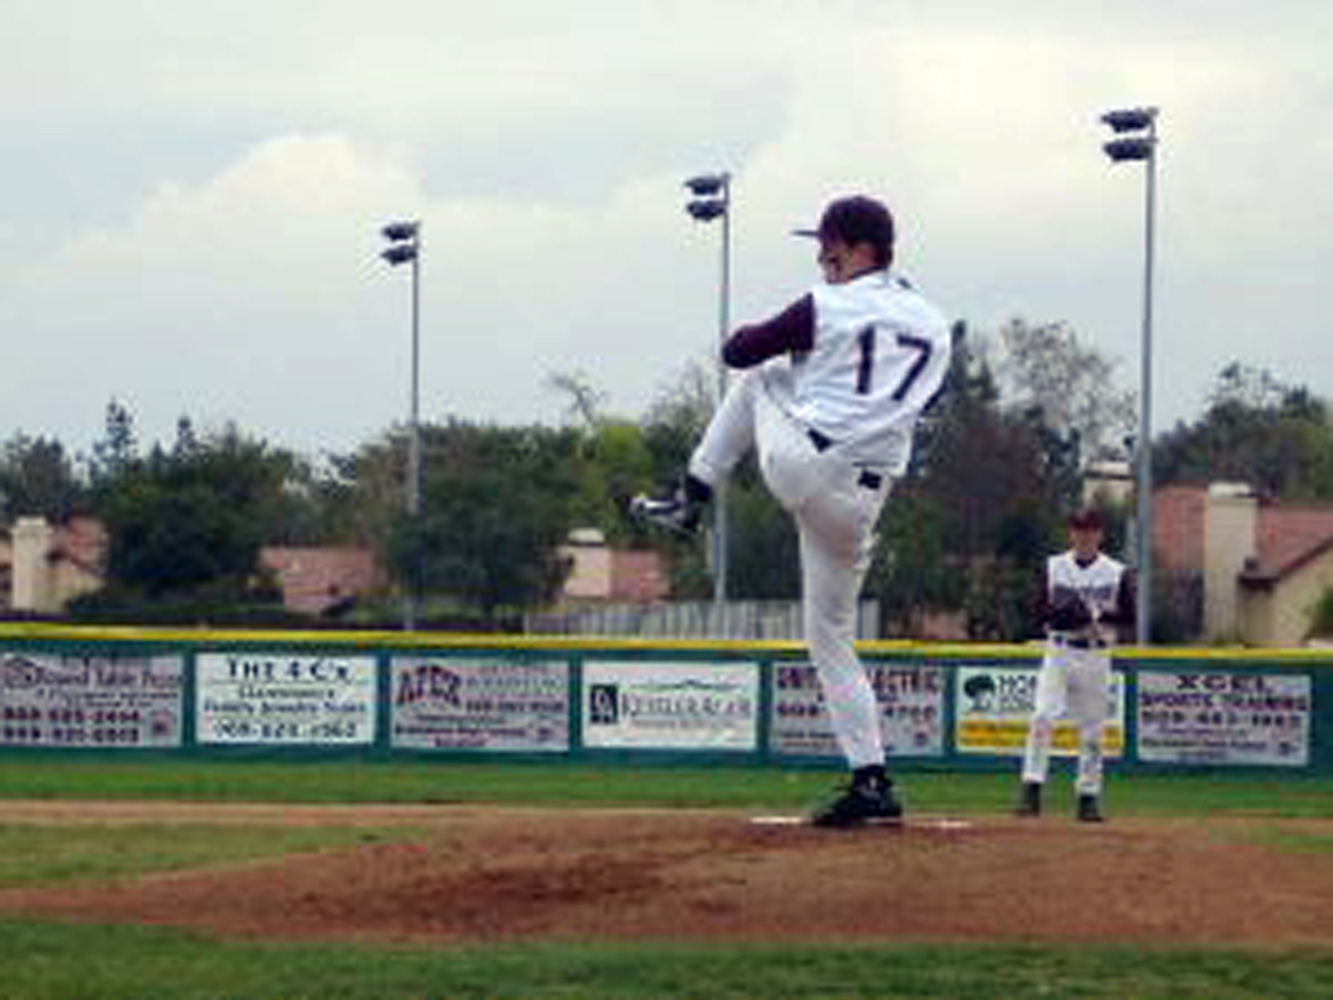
[[391, 656, 569, 752], [196, 653, 376, 745], [771, 662, 945, 758], [0, 652, 183, 748], [583, 661, 758, 750], [954, 664, 1125, 757], [1137, 669, 1311, 766]]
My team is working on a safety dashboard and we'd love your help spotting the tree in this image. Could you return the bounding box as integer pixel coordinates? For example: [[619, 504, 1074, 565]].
[[568, 420, 656, 547], [88, 425, 296, 604], [869, 489, 963, 634], [0, 433, 83, 523], [265, 452, 367, 547], [1306, 586, 1333, 640], [1153, 364, 1333, 500], [912, 325, 1067, 557], [173, 415, 199, 457], [640, 359, 715, 482], [90, 398, 138, 483], [385, 421, 580, 621], [99, 475, 262, 598], [546, 369, 658, 547], [546, 370, 607, 431], [992, 318, 1136, 464]]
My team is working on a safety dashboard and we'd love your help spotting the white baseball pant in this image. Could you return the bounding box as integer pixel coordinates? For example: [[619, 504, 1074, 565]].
[[689, 364, 892, 769], [1021, 643, 1112, 795]]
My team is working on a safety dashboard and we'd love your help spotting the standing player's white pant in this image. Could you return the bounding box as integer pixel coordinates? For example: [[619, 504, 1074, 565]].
[[689, 364, 891, 769], [1021, 644, 1112, 795]]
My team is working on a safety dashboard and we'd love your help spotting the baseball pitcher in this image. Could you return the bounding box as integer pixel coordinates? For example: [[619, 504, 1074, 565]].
[[633, 194, 951, 827], [1017, 508, 1136, 822]]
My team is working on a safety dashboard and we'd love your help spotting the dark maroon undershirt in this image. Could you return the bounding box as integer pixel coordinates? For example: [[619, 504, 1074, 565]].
[[721, 294, 816, 367], [720, 263, 889, 367]]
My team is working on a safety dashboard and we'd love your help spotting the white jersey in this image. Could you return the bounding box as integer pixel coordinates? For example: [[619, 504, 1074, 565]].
[[1047, 551, 1127, 636], [790, 270, 951, 471]]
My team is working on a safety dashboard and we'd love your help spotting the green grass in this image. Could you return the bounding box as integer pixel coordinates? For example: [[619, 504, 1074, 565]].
[[0, 823, 409, 888], [1246, 827, 1333, 855], [1, 757, 1332, 818], [0, 922, 1330, 999]]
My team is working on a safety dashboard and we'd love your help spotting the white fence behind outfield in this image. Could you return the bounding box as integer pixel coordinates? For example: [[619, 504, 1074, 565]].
[[524, 600, 880, 641]]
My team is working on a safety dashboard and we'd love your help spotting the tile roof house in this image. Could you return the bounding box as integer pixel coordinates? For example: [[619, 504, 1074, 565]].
[[1, 516, 386, 619], [558, 529, 668, 604], [257, 546, 386, 617], [4, 517, 665, 620], [1, 516, 106, 613], [1154, 483, 1333, 645]]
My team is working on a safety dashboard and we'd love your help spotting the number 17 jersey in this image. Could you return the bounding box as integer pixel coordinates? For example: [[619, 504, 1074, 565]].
[[792, 270, 952, 471]]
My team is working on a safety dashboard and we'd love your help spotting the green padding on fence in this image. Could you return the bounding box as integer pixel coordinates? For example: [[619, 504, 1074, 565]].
[[5, 622, 1333, 662], [0, 623, 1329, 773]]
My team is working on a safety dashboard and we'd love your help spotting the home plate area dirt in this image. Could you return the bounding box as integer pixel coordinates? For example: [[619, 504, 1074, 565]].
[[1, 802, 1331, 948]]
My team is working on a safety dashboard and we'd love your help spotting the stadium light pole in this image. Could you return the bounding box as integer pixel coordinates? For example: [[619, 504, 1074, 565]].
[[1101, 106, 1159, 645], [684, 172, 732, 607], [381, 219, 423, 631]]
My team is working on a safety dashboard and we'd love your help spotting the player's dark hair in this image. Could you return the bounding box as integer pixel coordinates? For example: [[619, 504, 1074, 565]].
[[818, 195, 895, 268], [1068, 508, 1104, 531]]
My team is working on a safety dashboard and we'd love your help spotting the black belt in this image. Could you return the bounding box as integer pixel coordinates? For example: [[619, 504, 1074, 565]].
[[1052, 635, 1108, 649], [807, 429, 883, 490], [807, 428, 834, 451], [806, 428, 882, 490]]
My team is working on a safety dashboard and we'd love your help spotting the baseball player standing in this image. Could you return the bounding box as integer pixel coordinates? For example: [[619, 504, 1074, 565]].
[[633, 194, 951, 827], [1016, 509, 1136, 822]]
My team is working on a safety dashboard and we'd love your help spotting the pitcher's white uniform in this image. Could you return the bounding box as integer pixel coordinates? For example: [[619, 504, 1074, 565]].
[[688, 269, 951, 768], [1021, 550, 1128, 795]]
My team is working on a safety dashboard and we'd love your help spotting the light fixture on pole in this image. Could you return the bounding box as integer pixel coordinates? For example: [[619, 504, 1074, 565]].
[[1100, 106, 1159, 645], [683, 172, 732, 606], [381, 219, 423, 631]]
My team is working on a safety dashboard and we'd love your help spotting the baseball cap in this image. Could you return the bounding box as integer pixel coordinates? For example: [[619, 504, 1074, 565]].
[[1068, 509, 1104, 531], [793, 195, 895, 260]]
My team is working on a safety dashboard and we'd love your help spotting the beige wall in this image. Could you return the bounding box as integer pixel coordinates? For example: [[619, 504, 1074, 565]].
[[49, 559, 104, 609], [10, 517, 55, 612], [1203, 486, 1258, 642], [560, 544, 613, 600], [1241, 549, 1333, 646], [6, 517, 105, 613], [1082, 461, 1133, 508]]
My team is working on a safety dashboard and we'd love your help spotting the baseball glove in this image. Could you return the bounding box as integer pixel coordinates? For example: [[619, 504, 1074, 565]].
[[1048, 590, 1094, 631]]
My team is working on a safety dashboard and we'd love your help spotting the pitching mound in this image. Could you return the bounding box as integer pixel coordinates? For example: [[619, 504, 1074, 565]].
[[1, 802, 1330, 947]]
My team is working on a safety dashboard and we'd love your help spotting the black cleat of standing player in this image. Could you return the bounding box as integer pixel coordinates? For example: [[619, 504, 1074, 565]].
[[1076, 794, 1106, 823], [1015, 781, 1042, 818], [809, 768, 904, 829]]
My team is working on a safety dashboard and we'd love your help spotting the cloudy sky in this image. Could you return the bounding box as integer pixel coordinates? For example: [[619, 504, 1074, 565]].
[[3, 1, 1331, 462]]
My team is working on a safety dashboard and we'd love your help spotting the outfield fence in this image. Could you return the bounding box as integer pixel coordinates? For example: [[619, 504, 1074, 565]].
[[524, 599, 879, 641], [0, 623, 1328, 774]]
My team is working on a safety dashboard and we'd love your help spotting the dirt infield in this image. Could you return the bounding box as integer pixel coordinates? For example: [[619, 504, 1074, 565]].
[[2, 802, 1331, 948]]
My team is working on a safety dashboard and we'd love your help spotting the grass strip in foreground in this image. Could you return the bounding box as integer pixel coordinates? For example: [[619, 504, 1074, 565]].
[[1, 921, 1331, 1000]]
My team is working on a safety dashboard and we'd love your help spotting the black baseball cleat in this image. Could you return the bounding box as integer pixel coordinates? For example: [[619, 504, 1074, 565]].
[[809, 776, 904, 829], [1015, 781, 1043, 818], [629, 489, 702, 536], [1076, 794, 1106, 823]]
